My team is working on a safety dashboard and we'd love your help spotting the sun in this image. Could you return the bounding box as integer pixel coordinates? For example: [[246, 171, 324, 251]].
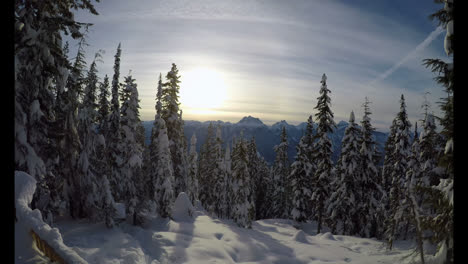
[[179, 67, 228, 110]]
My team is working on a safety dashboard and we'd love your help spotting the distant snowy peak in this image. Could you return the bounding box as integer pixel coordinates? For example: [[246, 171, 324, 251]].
[[336, 120, 349, 128], [237, 115, 265, 127], [271, 120, 290, 130]]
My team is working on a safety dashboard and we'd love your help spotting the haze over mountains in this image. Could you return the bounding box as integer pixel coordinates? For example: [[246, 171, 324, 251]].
[[142, 116, 389, 165]]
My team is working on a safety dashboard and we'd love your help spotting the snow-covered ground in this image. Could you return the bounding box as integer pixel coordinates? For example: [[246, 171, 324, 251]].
[[50, 211, 419, 264], [14, 174, 426, 264]]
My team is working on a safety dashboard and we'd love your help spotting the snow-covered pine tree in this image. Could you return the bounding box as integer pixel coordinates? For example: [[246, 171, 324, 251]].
[[231, 133, 255, 228], [198, 123, 216, 213], [153, 117, 175, 218], [290, 118, 314, 223], [77, 53, 116, 226], [359, 97, 384, 238], [382, 118, 397, 194], [246, 137, 271, 220], [147, 73, 174, 218], [119, 74, 143, 224], [311, 73, 336, 233], [419, 114, 440, 188], [97, 75, 110, 136], [327, 111, 361, 235], [107, 43, 124, 201], [212, 125, 227, 218], [162, 63, 188, 197], [187, 134, 199, 204], [247, 137, 263, 220], [385, 94, 412, 250], [421, 2, 454, 261], [271, 126, 290, 218], [254, 155, 271, 220], [60, 39, 88, 220], [402, 128, 426, 264], [15, 0, 99, 224], [223, 143, 233, 219]]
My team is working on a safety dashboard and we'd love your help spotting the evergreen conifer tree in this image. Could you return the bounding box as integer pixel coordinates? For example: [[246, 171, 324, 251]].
[[422, 3, 454, 261], [187, 134, 199, 204], [290, 125, 314, 223], [271, 126, 290, 218], [97, 75, 110, 136], [327, 111, 361, 235], [162, 63, 188, 197], [77, 53, 117, 226], [198, 123, 216, 213], [148, 73, 175, 218], [311, 73, 336, 233], [212, 125, 227, 217], [223, 143, 233, 218], [118, 74, 143, 224], [107, 43, 124, 201], [359, 97, 384, 238], [231, 133, 254, 228], [385, 94, 412, 250]]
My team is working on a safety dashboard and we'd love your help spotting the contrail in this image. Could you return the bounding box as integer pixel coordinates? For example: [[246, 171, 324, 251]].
[[368, 26, 444, 86]]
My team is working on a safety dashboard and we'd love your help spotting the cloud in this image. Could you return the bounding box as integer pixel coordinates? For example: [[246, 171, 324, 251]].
[[70, 0, 446, 131]]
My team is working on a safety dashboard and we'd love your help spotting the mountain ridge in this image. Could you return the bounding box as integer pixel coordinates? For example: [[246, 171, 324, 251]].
[[142, 116, 389, 165]]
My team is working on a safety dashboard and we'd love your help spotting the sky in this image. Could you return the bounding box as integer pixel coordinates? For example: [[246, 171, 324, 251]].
[[69, 0, 451, 132]]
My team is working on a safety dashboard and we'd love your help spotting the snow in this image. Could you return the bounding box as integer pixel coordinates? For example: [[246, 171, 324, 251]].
[[48, 207, 427, 264], [15, 171, 87, 264], [171, 192, 195, 222]]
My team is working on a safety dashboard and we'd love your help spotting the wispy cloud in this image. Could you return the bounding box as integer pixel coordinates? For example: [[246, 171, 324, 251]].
[[70, 0, 447, 132]]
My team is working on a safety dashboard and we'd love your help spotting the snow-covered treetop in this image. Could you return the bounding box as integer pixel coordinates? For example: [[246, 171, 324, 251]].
[[349, 111, 355, 123], [321, 73, 327, 84]]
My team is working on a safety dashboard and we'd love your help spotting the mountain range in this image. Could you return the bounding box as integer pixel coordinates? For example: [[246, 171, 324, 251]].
[[142, 116, 389, 165]]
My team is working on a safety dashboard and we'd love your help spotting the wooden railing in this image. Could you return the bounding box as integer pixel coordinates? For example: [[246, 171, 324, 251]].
[[30, 230, 67, 264]]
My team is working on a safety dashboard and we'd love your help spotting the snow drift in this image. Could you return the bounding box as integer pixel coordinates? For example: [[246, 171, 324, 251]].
[[15, 171, 87, 264]]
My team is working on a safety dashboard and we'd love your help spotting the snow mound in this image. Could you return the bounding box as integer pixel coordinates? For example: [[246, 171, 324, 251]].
[[15, 171, 87, 264], [171, 192, 194, 222], [319, 232, 337, 241], [293, 230, 309, 244]]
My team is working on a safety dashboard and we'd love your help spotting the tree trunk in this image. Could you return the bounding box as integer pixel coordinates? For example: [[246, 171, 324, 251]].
[[317, 209, 322, 234]]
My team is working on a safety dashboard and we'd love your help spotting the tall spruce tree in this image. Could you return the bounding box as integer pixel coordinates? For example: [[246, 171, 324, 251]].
[[385, 94, 412, 250], [223, 143, 233, 219], [271, 126, 290, 218], [107, 43, 124, 201], [198, 123, 216, 213], [61, 40, 88, 220], [327, 111, 361, 235], [311, 73, 336, 233], [15, 0, 100, 224], [422, 2, 454, 262], [231, 133, 254, 228], [290, 122, 314, 224], [187, 134, 199, 204], [162, 63, 188, 197], [212, 125, 227, 218], [149, 73, 175, 218], [120, 74, 144, 224], [359, 97, 384, 238], [97, 75, 110, 135], [77, 53, 116, 226]]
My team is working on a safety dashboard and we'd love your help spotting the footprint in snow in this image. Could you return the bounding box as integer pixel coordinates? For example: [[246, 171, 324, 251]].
[[214, 233, 224, 240]]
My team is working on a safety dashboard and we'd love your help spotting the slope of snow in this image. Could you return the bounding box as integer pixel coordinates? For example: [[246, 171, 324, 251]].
[[51, 203, 427, 264]]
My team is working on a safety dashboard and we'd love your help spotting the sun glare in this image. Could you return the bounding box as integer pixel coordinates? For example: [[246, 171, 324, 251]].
[[180, 67, 228, 110]]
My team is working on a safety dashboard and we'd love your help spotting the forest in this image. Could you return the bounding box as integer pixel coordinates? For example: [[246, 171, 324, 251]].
[[15, 1, 453, 264]]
